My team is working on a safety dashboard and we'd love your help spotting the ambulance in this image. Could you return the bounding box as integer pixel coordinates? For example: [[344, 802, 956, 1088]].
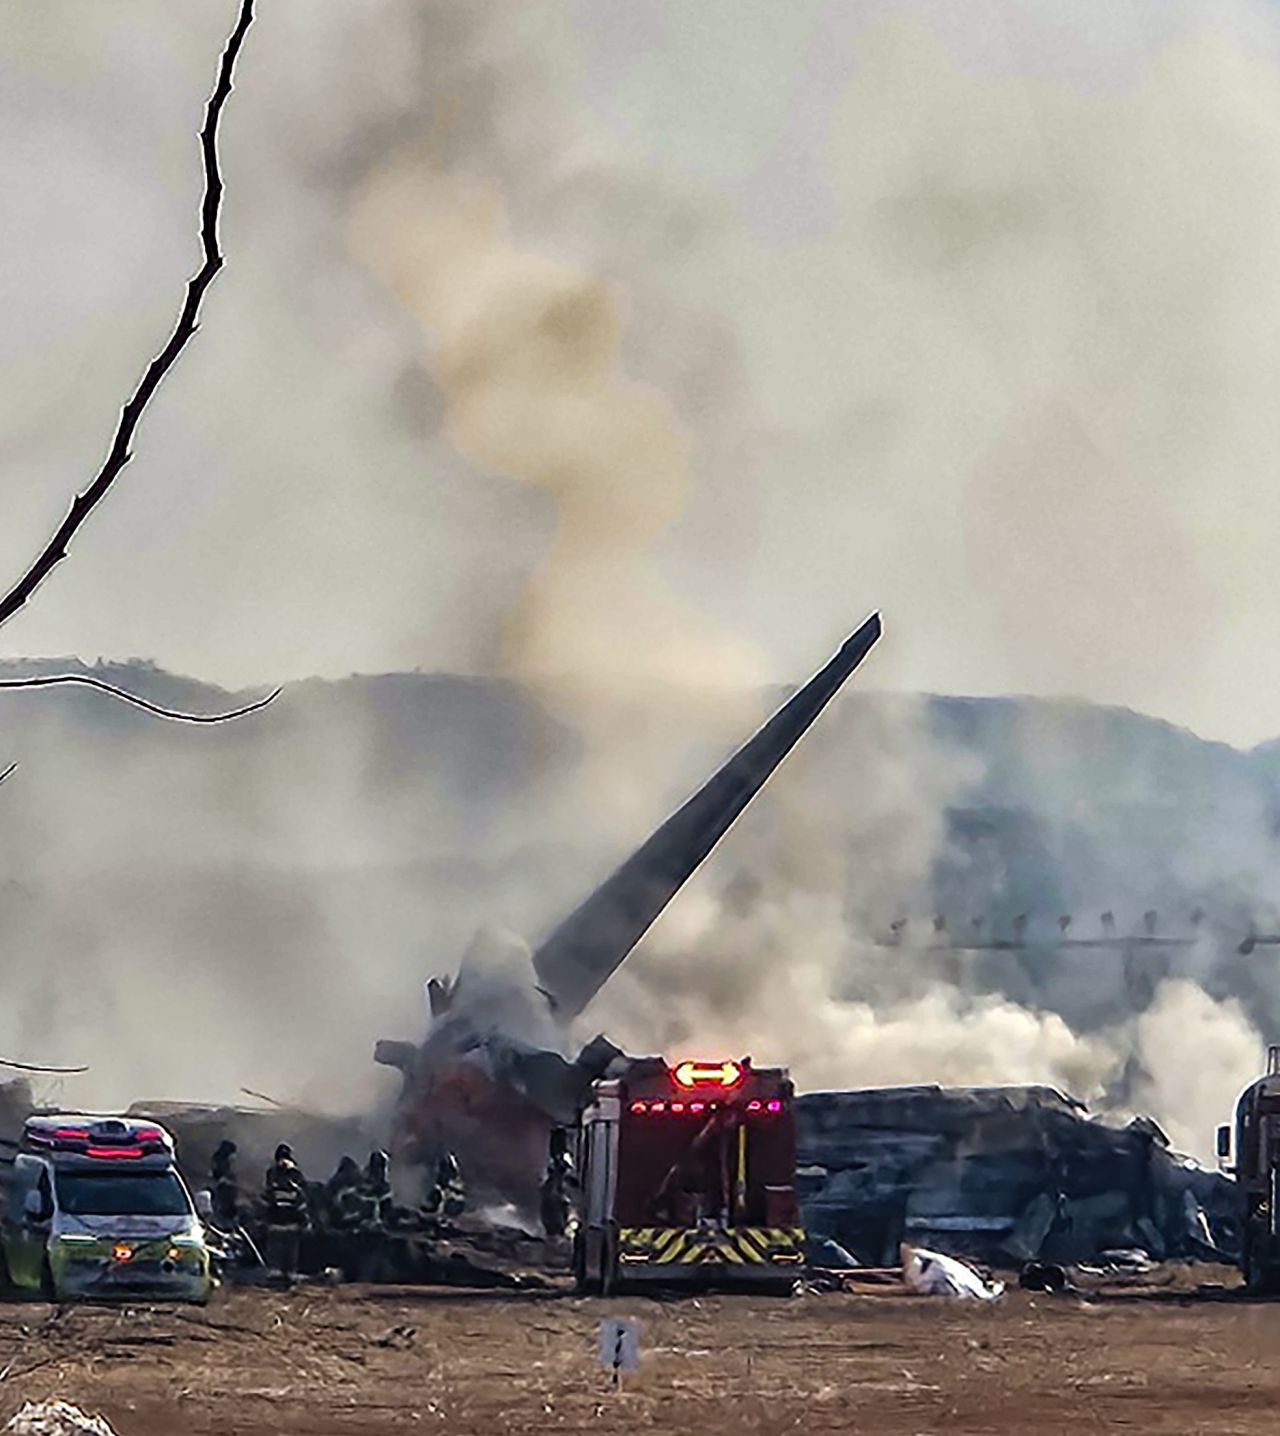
[[1, 1115, 212, 1302]]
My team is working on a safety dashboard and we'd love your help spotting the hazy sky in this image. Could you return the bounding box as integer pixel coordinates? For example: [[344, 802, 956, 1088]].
[[4, 1, 1280, 744]]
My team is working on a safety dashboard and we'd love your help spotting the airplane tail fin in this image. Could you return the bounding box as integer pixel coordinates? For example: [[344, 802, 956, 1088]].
[[532, 612, 882, 1019]]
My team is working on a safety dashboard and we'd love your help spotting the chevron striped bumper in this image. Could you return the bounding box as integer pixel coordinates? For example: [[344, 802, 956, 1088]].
[[616, 1226, 805, 1278]]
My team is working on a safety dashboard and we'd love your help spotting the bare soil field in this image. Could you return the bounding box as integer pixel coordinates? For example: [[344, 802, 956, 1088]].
[[0, 1271, 1275, 1435]]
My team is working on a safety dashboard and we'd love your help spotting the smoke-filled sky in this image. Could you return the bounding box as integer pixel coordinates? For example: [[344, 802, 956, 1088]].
[[7, 1, 1280, 1162], [5, 1, 1280, 744]]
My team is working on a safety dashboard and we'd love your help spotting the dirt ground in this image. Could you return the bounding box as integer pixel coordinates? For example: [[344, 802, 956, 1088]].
[[0, 1269, 1277, 1435]]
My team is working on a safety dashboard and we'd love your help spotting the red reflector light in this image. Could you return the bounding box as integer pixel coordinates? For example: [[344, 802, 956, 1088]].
[[690, 1102, 705, 1113], [674, 1060, 742, 1089], [651, 1101, 666, 1113], [747, 1100, 762, 1112], [630, 1101, 647, 1114], [133, 1128, 164, 1144], [767, 1100, 783, 1113], [671, 1102, 685, 1113], [53, 1127, 90, 1142], [86, 1146, 144, 1160]]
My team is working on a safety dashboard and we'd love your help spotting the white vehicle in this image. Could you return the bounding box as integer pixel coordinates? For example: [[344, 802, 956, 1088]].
[[1, 1116, 212, 1303]]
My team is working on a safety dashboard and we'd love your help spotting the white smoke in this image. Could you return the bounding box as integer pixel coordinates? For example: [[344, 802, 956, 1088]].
[[1126, 980, 1263, 1156], [2, 2, 1280, 1165]]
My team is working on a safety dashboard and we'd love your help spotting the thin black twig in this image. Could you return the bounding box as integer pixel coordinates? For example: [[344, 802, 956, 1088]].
[[0, 762, 15, 787], [0, 672, 279, 724], [0, 0, 256, 632], [0, 1056, 88, 1075]]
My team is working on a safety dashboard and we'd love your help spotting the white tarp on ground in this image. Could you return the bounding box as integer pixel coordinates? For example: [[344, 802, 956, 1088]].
[[901, 1243, 1005, 1300]]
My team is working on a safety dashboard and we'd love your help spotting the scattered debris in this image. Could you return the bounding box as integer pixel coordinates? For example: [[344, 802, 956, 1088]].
[[806, 1237, 861, 1269], [5, 1403, 118, 1436], [1097, 1248, 1154, 1274], [1071, 1248, 1172, 1288], [374, 1325, 416, 1350], [1019, 1261, 1070, 1293], [901, 1244, 1004, 1300]]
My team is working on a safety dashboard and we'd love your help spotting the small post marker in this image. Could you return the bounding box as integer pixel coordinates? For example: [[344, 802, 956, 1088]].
[[598, 1316, 639, 1387]]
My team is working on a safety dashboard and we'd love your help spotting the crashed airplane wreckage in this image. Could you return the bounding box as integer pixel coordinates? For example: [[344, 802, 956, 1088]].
[[797, 1085, 1241, 1269], [374, 613, 884, 1204]]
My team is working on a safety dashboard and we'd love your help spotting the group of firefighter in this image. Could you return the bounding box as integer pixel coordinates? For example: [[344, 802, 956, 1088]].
[[206, 1138, 466, 1280]]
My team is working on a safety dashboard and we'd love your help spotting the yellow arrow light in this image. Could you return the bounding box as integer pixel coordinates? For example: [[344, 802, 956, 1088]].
[[674, 1060, 742, 1089]]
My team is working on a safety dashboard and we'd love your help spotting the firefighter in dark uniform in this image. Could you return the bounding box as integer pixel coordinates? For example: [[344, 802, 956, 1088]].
[[322, 1154, 372, 1277], [326, 1156, 365, 1226], [364, 1150, 394, 1227], [261, 1143, 310, 1277], [210, 1139, 240, 1227], [361, 1149, 411, 1281], [540, 1128, 577, 1238], [424, 1151, 466, 1223]]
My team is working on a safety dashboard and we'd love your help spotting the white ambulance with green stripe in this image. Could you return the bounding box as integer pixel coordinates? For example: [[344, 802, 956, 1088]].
[[1, 1116, 212, 1302]]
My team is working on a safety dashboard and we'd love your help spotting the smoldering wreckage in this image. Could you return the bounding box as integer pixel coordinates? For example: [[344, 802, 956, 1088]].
[[0, 615, 1247, 1307]]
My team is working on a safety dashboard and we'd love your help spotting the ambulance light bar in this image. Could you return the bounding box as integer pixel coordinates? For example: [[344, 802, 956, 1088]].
[[24, 1117, 171, 1158]]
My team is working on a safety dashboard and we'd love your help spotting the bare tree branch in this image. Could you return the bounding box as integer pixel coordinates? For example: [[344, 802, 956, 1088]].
[[0, 673, 279, 724], [0, 1056, 88, 1075], [0, 0, 256, 632]]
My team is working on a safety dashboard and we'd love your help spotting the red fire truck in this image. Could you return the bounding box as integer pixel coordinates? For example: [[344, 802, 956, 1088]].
[[573, 1056, 803, 1293]]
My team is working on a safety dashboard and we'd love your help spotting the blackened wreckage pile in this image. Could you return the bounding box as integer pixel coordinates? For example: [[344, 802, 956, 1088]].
[[797, 1083, 1240, 1268]]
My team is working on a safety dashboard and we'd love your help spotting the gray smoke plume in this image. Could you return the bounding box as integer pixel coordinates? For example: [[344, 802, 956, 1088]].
[[4, 3, 1280, 1163]]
